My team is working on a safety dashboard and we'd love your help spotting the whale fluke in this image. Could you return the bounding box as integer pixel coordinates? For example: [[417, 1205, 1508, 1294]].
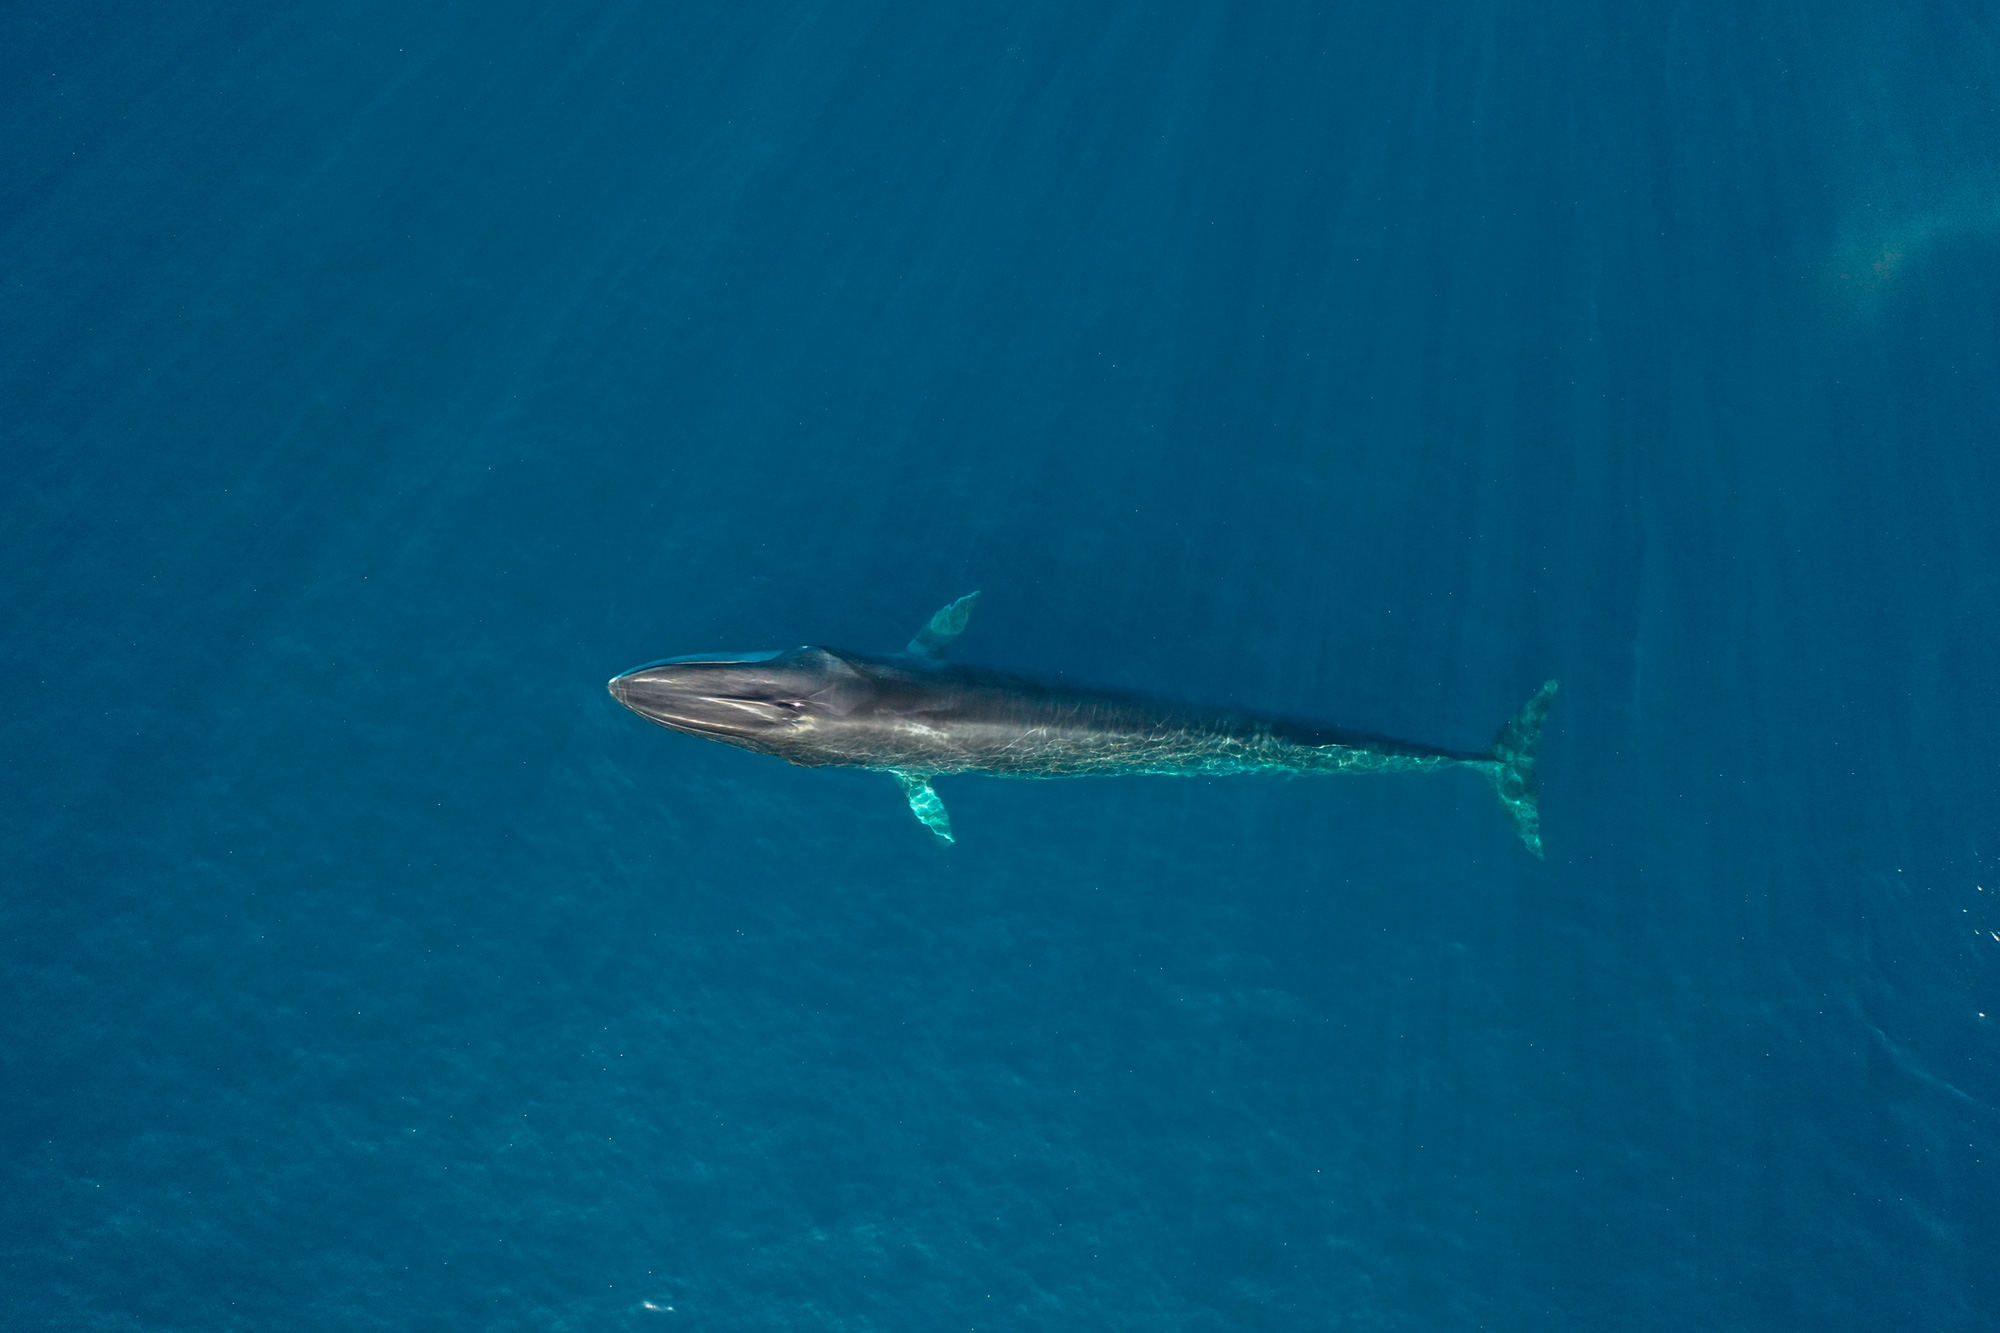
[[1485, 680, 1559, 858]]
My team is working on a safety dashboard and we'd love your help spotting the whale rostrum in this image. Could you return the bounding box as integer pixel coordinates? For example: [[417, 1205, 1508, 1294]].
[[609, 593, 1558, 854]]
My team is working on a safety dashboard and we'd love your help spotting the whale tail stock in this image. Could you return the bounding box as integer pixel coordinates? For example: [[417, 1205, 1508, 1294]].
[[1485, 680, 1559, 858]]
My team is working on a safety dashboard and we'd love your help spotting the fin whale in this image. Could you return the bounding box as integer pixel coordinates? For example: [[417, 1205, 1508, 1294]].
[[609, 594, 1558, 855]]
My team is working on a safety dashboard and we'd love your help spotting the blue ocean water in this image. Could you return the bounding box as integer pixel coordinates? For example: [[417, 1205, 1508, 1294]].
[[4, 1, 1997, 1327]]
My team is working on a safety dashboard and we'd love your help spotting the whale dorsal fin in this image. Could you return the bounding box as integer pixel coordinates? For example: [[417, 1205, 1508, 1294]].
[[890, 771, 953, 842], [905, 591, 980, 659]]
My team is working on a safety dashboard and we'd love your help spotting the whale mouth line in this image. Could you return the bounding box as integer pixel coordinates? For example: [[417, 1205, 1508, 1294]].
[[622, 708, 776, 739], [644, 715, 758, 738], [614, 650, 787, 677], [608, 675, 800, 736]]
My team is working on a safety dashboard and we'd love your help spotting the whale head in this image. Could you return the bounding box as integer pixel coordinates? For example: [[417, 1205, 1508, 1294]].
[[607, 646, 870, 746]]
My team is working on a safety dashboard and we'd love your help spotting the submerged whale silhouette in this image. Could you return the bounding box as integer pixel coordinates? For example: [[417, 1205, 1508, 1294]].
[[609, 593, 1557, 854]]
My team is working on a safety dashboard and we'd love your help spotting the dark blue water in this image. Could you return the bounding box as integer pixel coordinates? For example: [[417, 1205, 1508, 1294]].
[[5, 2, 1997, 1328]]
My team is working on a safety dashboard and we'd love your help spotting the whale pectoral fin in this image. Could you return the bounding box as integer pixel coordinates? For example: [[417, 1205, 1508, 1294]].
[[904, 591, 981, 659], [890, 771, 954, 843]]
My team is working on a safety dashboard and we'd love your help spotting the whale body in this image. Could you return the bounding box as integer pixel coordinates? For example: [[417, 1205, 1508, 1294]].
[[609, 594, 1557, 854]]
